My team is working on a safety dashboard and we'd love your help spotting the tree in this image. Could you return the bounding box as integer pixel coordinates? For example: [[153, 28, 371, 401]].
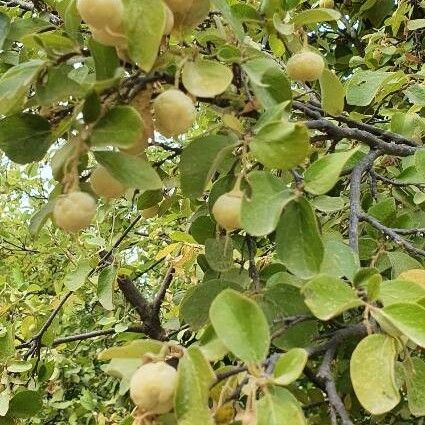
[[0, 0, 424, 423]]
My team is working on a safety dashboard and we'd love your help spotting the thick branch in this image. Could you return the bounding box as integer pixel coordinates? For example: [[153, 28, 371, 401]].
[[349, 151, 382, 252]]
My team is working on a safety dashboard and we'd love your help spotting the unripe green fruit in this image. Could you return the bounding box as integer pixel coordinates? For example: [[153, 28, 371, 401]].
[[212, 189, 243, 231], [130, 362, 177, 414], [319, 0, 334, 8], [286, 51, 325, 82], [77, 0, 124, 31], [90, 166, 125, 199], [53, 191, 96, 233], [153, 89, 196, 138], [91, 26, 127, 48]]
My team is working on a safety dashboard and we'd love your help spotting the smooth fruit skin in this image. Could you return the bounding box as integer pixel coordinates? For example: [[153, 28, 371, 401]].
[[164, 4, 175, 35], [164, 0, 192, 14], [91, 26, 127, 48], [90, 166, 125, 199], [212, 189, 243, 231], [130, 362, 177, 414], [53, 191, 97, 233], [153, 89, 196, 138], [76, 0, 124, 31], [319, 0, 334, 8], [286, 51, 325, 82]]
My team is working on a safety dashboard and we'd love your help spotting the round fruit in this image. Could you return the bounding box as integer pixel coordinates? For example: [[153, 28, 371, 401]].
[[212, 189, 243, 231], [77, 0, 124, 31], [121, 136, 149, 155], [142, 205, 159, 219], [53, 191, 97, 233], [164, 0, 192, 14], [153, 89, 196, 138], [286, 51, 325, 82], [91, 26, 127, 48], [319, 0, 334, 7], [90, 166, 126, 199], [164, 4, 175, 35], [130, 362, 177, 414]]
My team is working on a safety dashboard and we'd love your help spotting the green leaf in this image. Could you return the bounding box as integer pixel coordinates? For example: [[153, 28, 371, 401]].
[[302, 274, 363, 320], [182, 59, 233, 98], [0, 13, 10, 50], [36, 64, 85, 106], [265, 274, 310, 316], [6, 361, 33, 373], [346, 70, 393, 106], [243, 58, 292, 108], [404, 357, 425, 417], [376, 303, 425, 348], [273, 348, 308, 385], [90, 106, 143, 149], [350, 334, 400, 415], [319, 68, 345, 115], [87, 38, 119, 81], [405, 84, 425, 107], [94, 151, 162, 191], [407, 19, 425, 31], [180, 135, 236, 198], [175, 347, 215, 425], [293, 8, 341, 25], [209, 289, 270, 363], [0, 389, 9, 417], [250, 122, 309, 170], [210, 0, 244, 40], [273, 320, 318, 351], [0, 113, 51, 164], [241, 171, 295, 236], [320, 238, 359, 281], [29, 199, 55, 237], [123, 0, 166, 72], [276, 199, 324, 279], [379, 279, 425, 306], [0, 323, 14, 362], [97, 265, 116, 311], [305, 148, 360, 195], [98, 339, 163, 360], [0, 60, 45, 115], [180, 279, 242, 330], [63, 259, 91, 291], [205, 238, 233, 272], [8, 391, 43, 418], [257, 387, 306, 425]]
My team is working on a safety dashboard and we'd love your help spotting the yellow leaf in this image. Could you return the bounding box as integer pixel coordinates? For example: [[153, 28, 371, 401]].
[[398, 269, 425, 288]]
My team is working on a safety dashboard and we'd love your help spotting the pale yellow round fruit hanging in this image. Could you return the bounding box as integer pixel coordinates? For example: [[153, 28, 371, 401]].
[[130, 362, 177, 415], [153, 89, 196, 138], [286, 51, 325, 82], [212, 189, 244, 231], [76, 0, 124, 31], [319, 0, 334, 8], [90, 166, 126, 199], [53, 191, 97, 233]]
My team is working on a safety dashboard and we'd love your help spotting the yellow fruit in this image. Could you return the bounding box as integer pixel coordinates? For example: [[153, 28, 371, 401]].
[[153, 89, 196, 138], [212, 189, 243, 231], [163, 0, 191, 14], [90, 166, 125, 199], [76, 0, 124, 31], [142, 205, 159, 219], [164, 3, 174, 35], [53, 191, 97, 233], [319, 0, 334, 8], [130, 362, 177, 414], [286, 51, 325, 82], [91, 26, 127, 47]]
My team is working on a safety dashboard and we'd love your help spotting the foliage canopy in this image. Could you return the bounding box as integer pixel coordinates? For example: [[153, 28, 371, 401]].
[[1, 0, 425, 424]]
